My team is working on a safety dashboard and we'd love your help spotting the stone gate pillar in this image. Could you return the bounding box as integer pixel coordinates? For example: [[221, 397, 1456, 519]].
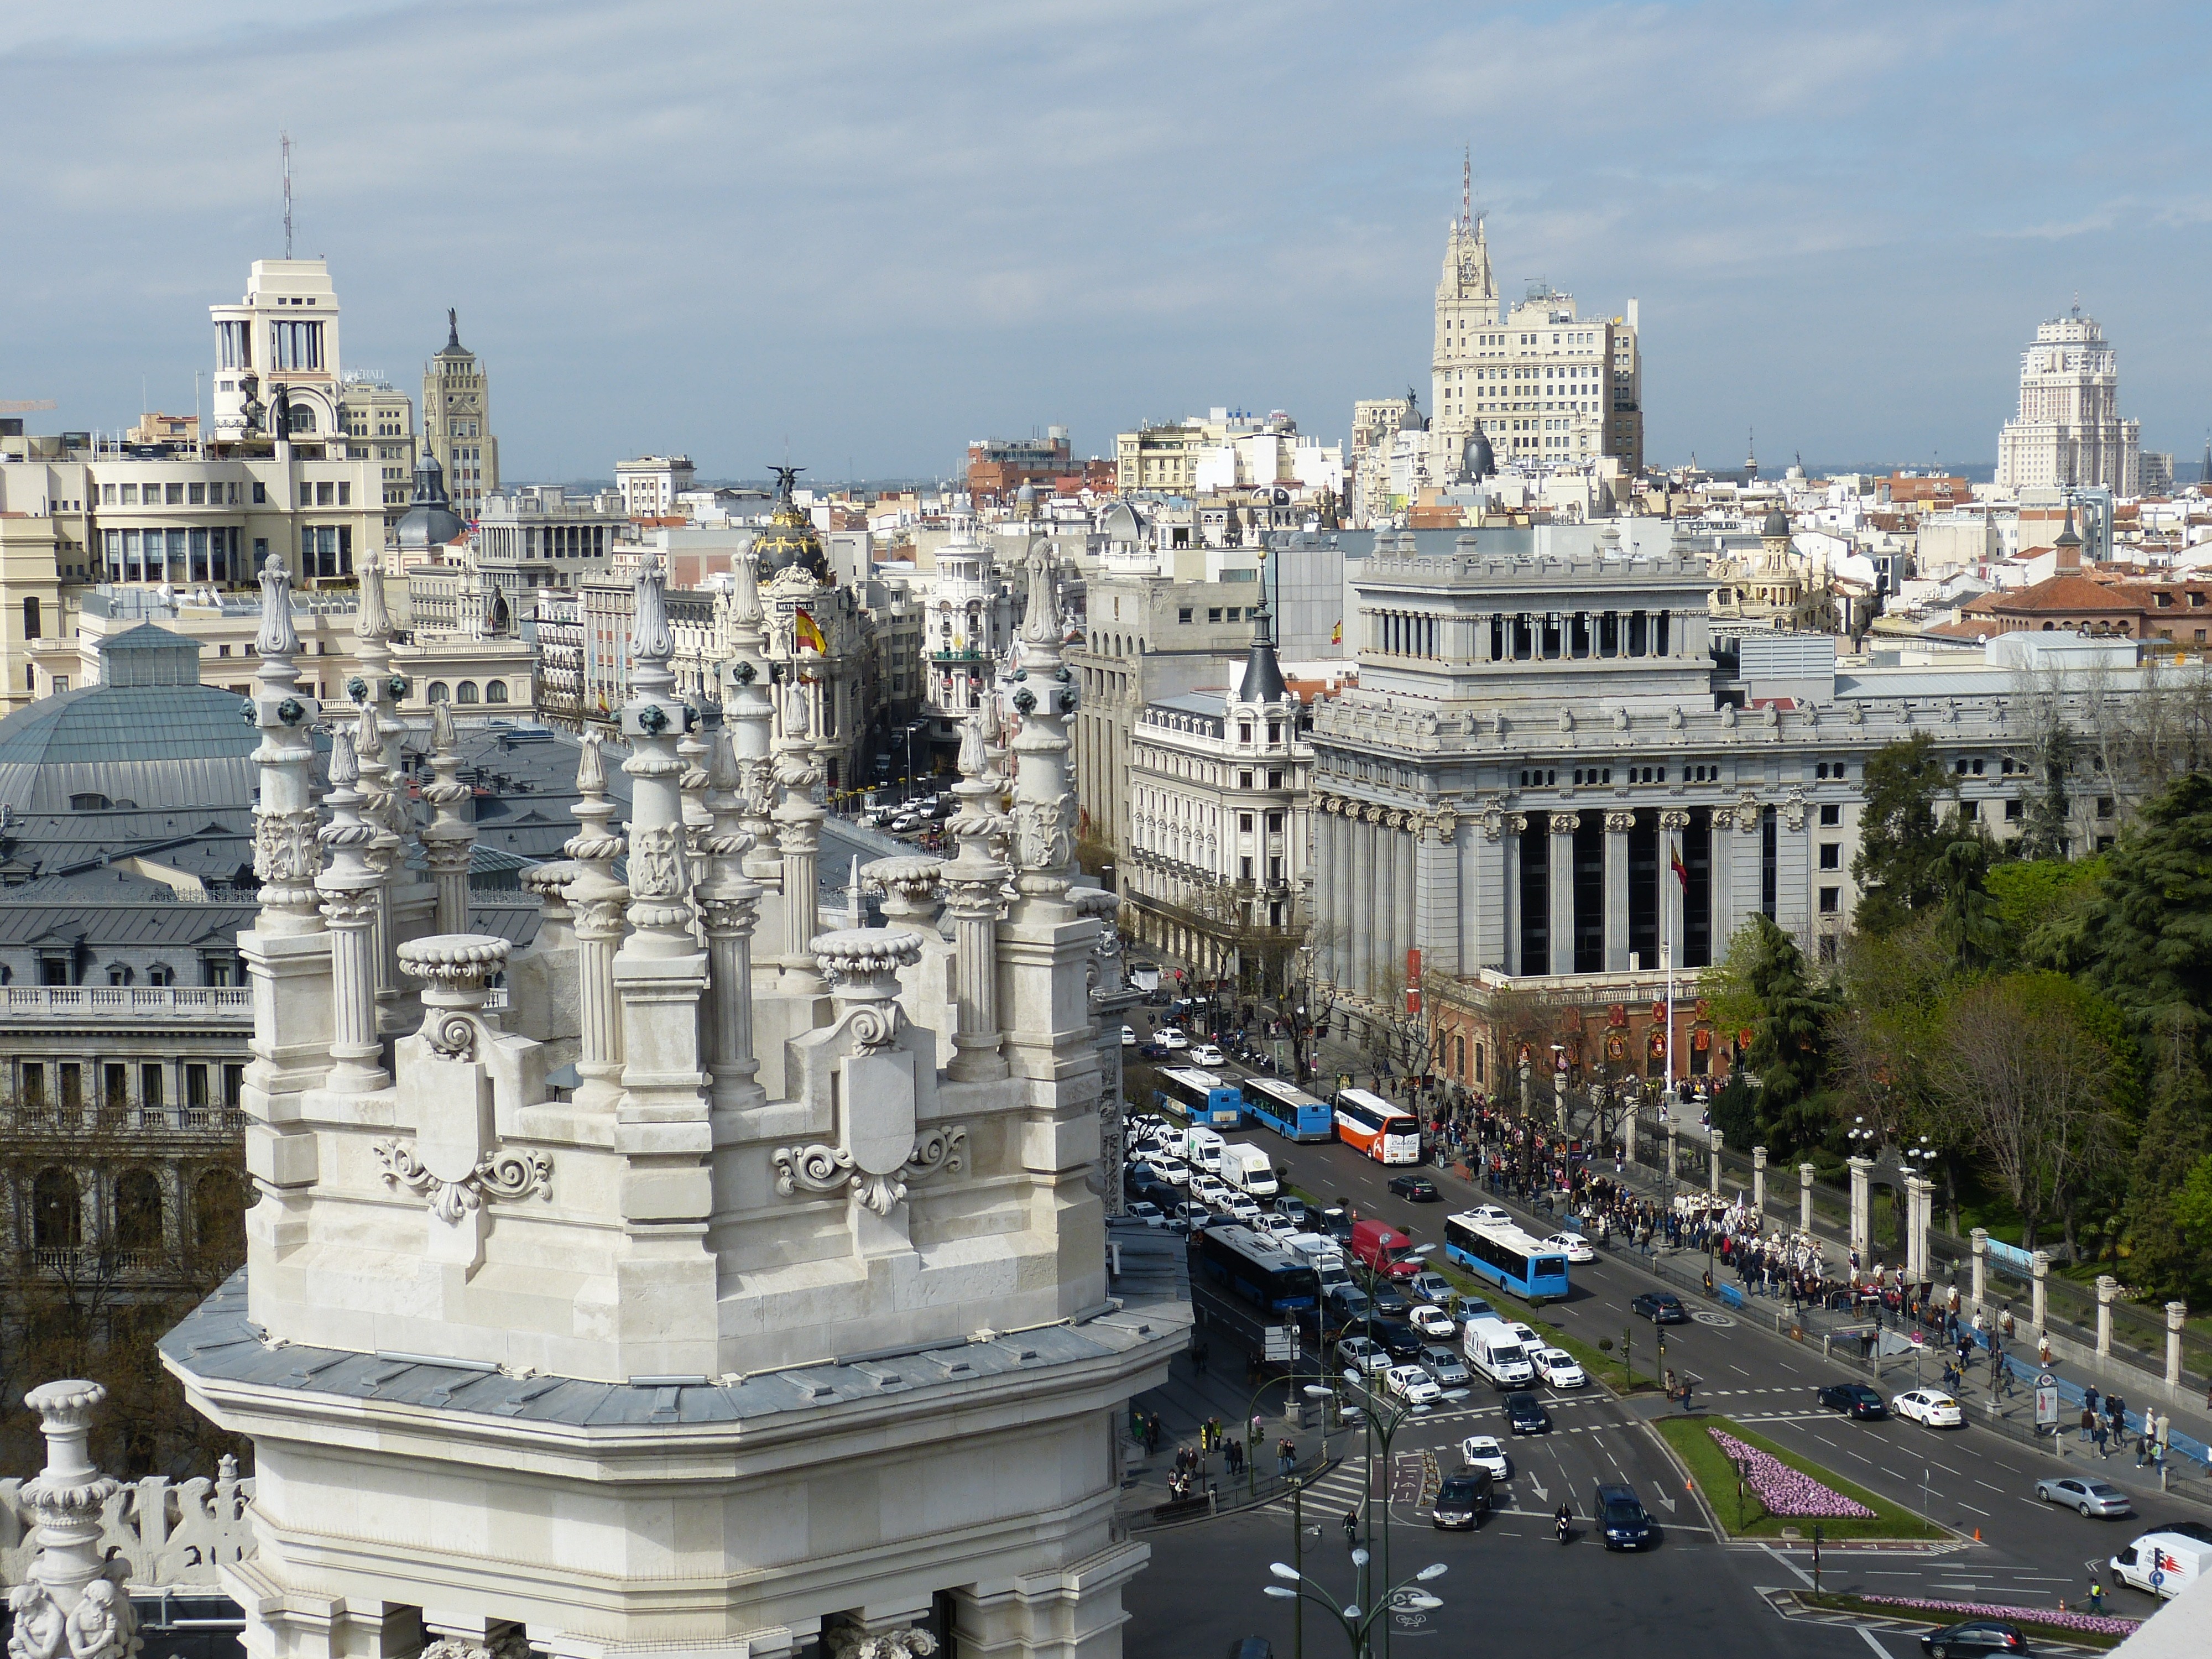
[[1970, 1228, 1988, 1310], [2030, 1249, 2052, 1334], [1709, 1128, 1724, 1196], [2095, 1276, 2118, 1358], [1799, 1163, 1814, 1235], [2167, 1302, 2189, 1391], [1847, 1156, 1872, 1264], [1751, 1146, 1767, 1218]]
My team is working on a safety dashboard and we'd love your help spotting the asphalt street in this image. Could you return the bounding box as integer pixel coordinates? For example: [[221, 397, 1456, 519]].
[[1119, 1017, 2211, 1648]]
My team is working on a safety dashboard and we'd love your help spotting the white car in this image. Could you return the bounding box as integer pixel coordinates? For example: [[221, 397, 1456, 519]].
[[1507, 1321, 1544, 1353], [1384, 1364, 1443, 1406], [1458, 1434, 1510, 1480], [1337, 1335, 1391, 1376], [1222, 1196, 1262, 1224], [1147, 1156, 1190, 1186], [1120, 1025, 1138, 1047], [889, 815, 920, 833], [1158, 1029, 1190, 1051], [1540, 1232, 1597, 1264], [1190, 1175, 1231, 1206], [1408, 1304, 1457, 1341], [1892, 1389, 1964, 1428], [1258, 1213, 1300, 1240], [1465, 1205, 1512, 1228], [1125, 1202, 1166, 1228], [1532, 1347, 1587, 1389], [1191, 1044, 1226, 1066]]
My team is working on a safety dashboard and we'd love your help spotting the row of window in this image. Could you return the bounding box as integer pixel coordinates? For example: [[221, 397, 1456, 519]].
[[101, 481, 268, 507], [22, 1162, 246, 1256], [424, 680, 512, 705], [18, 1059, 244, 1110]]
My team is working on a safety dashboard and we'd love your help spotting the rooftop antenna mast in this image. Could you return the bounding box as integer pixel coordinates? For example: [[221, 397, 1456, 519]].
[[281, 131, 294, 258], [1462, 145, 1471, 232]]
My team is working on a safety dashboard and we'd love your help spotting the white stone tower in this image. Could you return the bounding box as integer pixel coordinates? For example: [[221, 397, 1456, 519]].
[[162, 557, 1182, 1658]]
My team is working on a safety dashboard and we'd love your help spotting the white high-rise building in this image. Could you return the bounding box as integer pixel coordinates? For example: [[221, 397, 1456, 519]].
[[1427, 215, 1643, 478], [1995, 306, 2141, 496]]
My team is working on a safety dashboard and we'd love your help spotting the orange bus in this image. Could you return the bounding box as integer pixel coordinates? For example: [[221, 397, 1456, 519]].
[[1334, 1088, 1421, 1165]]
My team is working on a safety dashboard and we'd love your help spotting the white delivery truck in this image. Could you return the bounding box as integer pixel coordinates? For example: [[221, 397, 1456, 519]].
[[1218, 1142, 1279, 1198], [1186, 1126, 1227, 1176], [2109, 1531, 2207, 1600], [1462, 1315, 1536, 1389]]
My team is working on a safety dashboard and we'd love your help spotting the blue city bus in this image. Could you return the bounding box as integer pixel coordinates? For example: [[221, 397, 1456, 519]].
[[1443, 1212, 1572, 1304], [1155, 1065, 1245, 1128], [1239, 1076, 1335, 1142], [1193, 1224, 1321, 1316]]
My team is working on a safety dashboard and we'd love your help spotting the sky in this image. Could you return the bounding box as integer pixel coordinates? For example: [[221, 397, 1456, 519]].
[[4, 1, 2211, 483]]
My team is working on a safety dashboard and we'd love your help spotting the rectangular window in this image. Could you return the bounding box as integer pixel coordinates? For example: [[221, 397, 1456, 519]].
[[299, 483, 312, 508], [1238, 769, 1253, 790], [224, 1065, 246, 1108], [1239, 856, 1253, 881], [140, 1063, 164, 1108], [104, 1063, 127, 1109], [2005, 798, 2024, 821], [1819, 843, 1840, 869], [22, 597, 39, 640], [253, 481, 267, 504], [1208, 608, 1222, 623], [1267, 769, 1284, 790], [22, 1063, 44, 1108], [1266, 811, 1284, 833], [188, 482, 206, 505], [165, 483, 184, 504], [1239, 812, 1254, 833], [186, 1063, 210, 1108], [60, 1063, 81, 1111], [1820, 803, 1841, 826], [338, 482, 351, 506], [119, 483, 138, 504], [1818, 886, 1840, 915]]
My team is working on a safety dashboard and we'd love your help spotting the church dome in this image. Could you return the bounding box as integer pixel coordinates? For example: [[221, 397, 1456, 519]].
[[396, 450, 466, 552], [755, 466, 831, 582], [1760, 505, 1791, 540]]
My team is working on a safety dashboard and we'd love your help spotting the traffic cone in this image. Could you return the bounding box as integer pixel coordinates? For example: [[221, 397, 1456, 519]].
[[1973, 1527, 1981, 1542]]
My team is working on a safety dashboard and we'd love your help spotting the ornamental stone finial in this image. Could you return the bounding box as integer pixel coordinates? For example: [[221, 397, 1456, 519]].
[[256, 554, 299, 660], [356, 548, 392, 644], [8, 1379, 142, 1659], [630, 554, 674, 668]]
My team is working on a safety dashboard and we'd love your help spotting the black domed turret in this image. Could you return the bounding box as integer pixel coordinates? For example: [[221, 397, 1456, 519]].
[[1461, 426, 1495, 483], [1761, 505, 1791, 540], [2054, 504, 2083, 549], [754, 463, 830, 582], [395, 450, 466, 553], [1237, 605, 1288, 705]]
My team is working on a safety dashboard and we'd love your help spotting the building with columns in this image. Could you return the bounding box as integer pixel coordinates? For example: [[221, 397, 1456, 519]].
[[158, 542, 1173, 1658], [1307, 529, 2197, 1099]]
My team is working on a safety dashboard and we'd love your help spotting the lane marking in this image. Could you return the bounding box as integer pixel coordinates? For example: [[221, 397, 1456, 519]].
[[1760, 1542, 1814, 1588], [1975, 1480, 2004, 1493], [1957, 1503, 1990, 1516], [1858, 1628, 1891, 1658]]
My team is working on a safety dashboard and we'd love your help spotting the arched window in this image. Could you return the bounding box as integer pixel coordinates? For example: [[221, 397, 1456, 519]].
[[1454, 1035, 1467, 1077], [457, 681, 479, 704], [426, 681, 450, 703], [193, 1166, 248, 1260], [287, 403, 316, 435], [114, 1168, 164, 1253], [32, 1167, 79, 1251], [485, 680, 508, 704]]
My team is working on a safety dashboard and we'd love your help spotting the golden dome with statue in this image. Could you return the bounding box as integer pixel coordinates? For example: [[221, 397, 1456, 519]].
[[754, 463, 831, 583]]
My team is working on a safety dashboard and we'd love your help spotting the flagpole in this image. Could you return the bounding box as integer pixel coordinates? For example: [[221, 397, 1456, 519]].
[[1662, 831, 1676, 1115]]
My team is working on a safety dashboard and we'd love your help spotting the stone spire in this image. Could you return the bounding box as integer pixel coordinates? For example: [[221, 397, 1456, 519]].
[[419, 701, 476, 936], [4, 1381, 142, 1659], [249, 554, 321, 935], [697, 727, 764, 1112], [724, 544, 781, 883], [771, 675, 827, 990], [616, 554, 695, 956], [349, 702, 400, 1026], [1007, 541, 1076, 907], [562, 735, 628, 1113], [941, 702, 1010, 1081], [316, 728, 389, 1094]]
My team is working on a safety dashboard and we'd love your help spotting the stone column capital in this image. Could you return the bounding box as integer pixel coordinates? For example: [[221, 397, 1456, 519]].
[[1549, 812, 1580, 835], [1752, 1145, 1767, 1169], [1658, 808, 1691, 831], [2166, 1301, 2189, 1331], [1603, 810, 1635, 834]]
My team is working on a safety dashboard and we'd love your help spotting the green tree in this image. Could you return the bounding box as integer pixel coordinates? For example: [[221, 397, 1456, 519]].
[[1932, 838, 2006, 975], [2081, 771, 2212, 1039], [2122, 1016, 2212, 1297], [2175, 1150, 2212, 1253], [1850, 734, 1958, 936], [1985, 855, 2105, 973], [1706, 915, 1835, 1155], [1828, 915, 1970, 1229]]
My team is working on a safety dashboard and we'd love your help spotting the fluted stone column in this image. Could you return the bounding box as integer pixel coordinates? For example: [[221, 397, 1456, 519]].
[[2096, 1275, 2119, 1358], [1848, 1156, 1873, 1264], [1658, 808, 1690, 967], [2167, 1302, 2189, 1390], [1603, 810, 1632, 971], [1752, 1145, 1767, 1217], [1547, 812, 1579, 977], [1903, 1174, 1926, 1281], [698, 729, 764, 1113], [1393, 810, 1415, 966], [1665, 1121, 1679, 1193], [1800, 1162, 1815, 1235], [1372, 810, 1395, 999], [724, 549, 782, 887], [419, 702, 476, 937], [1970, 1227, 1989, 1308], [1709, 1127, 1724, 1195], [2031, 1249, 2052, 1333], [315, 729, 388, 1095], [1331, 800, 1353, 987], [350, 552, 410, 1034], [348, 705, 400, 1031], [564, 737, 628, 1113]]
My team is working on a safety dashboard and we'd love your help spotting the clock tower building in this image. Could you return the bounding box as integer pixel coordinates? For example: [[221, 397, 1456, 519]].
[[422, 310, 499, 519]]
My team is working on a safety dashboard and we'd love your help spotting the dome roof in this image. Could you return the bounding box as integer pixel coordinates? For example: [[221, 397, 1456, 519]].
[[757, 468, 830, 581], [396, 450, 466, 551], [1100, 500, 1144, 543], [0, 627, 269, 815], [1761, 505, 1791, 540], [1460, 428, 1495, 483]]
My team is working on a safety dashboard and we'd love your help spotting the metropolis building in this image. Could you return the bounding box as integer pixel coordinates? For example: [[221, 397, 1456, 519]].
[[159, 542, 1177, 1658]]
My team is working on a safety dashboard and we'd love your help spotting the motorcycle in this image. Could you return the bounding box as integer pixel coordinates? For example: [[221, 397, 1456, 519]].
[[1555, 1507, 1573, 1545]]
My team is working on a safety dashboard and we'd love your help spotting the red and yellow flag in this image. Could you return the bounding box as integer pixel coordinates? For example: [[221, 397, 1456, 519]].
[[793, 608, 828, 654]]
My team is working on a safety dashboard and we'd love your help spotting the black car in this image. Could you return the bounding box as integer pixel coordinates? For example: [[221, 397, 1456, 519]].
[[1431, 1472, 1491, 1530], [2156, 1519, 2212, 1543], [1818, 1382, 1888, 1420], [1368, 1281, 1412, 1316], [1504, 1391, 1551, 1435], [1918, 1619, 2028, 1656], [1370, 1317, 1425, 1361], [1631, 1291, 1687, 1324], [1318, 1206, 1355, 1243], [1593, 1481, 1655, 1551], [1388, 1173, 1441, 1202]]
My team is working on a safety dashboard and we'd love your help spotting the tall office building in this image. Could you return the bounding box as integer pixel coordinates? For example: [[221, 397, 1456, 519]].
[[1427, 213, 1643, 476], [422, 311, 499, 518], [1995, 305, 2141, 495]]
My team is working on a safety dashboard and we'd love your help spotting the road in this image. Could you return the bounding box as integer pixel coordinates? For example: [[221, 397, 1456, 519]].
[[1119, 1014, 2205, 1642]]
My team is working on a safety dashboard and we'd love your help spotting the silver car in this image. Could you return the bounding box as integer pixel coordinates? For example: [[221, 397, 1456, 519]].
[[1421, 1345, 1472, 1388], [2034, 1475, 2133, 1518]]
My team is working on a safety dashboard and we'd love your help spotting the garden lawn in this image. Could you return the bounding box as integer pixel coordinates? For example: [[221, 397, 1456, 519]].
[[1653, 1414, 1944, 1541], [1424, 1258, 1653, 1394]]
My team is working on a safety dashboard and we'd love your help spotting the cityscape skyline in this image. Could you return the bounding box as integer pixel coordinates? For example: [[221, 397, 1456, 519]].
[[6, 1, 2211, 482]]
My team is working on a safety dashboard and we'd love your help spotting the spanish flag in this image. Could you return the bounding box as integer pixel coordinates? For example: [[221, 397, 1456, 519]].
[[793, 608, 828, 655], [1330, 619, 1343, 645], [1670, 839, 1688, 890]]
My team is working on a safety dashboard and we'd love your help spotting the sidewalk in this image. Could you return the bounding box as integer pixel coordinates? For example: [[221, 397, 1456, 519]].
[[1118, 1347, 1340, 1527]]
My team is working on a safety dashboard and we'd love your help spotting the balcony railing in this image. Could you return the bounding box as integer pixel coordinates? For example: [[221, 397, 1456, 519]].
[[2, 986, 254, 1020], [2, 1105, 246, 1135]]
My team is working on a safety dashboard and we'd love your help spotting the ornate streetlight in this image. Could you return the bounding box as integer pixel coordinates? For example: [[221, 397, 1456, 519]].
[[1265, 1559, 1447, 1659]]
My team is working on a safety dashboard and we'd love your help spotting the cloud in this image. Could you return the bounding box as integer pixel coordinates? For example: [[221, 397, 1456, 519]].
[[4, 0, 2211, 476]]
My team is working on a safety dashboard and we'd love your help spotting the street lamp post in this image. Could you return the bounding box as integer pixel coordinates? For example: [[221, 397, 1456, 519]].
[[1329, 1357, 1467, 1659], [1265, 1560, 1447, 1659]]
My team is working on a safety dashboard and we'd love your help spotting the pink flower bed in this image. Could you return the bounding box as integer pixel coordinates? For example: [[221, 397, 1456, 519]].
[[1859, 1596, 2140, 1638], [1707, 1427, 1874, 1519]]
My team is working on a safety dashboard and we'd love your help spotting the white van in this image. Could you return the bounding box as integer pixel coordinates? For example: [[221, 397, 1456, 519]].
[[2109, 1531, 2208, 1600], [1218, 1142, 1277, 1198], [1186, 1126, 1225, 1175], [1462, 1316, 1535, 1389]]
